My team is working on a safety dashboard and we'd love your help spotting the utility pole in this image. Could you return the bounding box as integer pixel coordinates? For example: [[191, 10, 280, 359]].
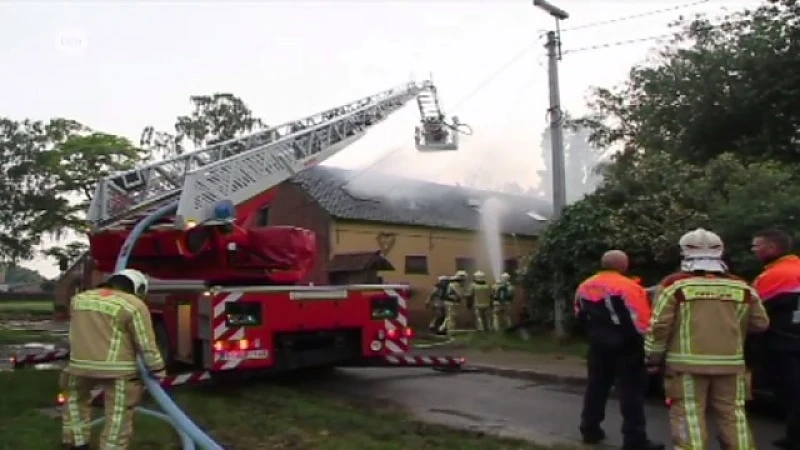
[[545, 30, 567, 219], [533, 0, 569, 340]]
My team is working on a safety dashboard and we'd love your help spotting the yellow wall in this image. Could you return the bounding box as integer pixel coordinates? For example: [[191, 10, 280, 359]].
[[330, 219, 537, 325]]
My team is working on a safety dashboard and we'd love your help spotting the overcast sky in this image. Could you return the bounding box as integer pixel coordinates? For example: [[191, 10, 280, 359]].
[[0, 0, 760, 278]]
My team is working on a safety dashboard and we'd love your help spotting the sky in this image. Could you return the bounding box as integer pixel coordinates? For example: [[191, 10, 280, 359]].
[[0, 0, 761, 278]]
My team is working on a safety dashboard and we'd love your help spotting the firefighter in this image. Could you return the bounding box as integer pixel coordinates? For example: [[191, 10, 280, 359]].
[[575, 249, 663, 450], [61, 269, 166, 450], [439, 270, 467, 334], [469, 271, 492, 331], [426, 275, 449, 333], [491, 272, 514, 332], [751, 228, 800, 450], [645, 228, 769, 450]]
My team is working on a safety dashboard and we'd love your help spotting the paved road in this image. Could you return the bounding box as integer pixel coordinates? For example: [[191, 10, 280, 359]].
[[313, 367, 785, 449]]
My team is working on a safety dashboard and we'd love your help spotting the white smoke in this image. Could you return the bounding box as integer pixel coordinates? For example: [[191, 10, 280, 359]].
[[479, 197, 507, 281]]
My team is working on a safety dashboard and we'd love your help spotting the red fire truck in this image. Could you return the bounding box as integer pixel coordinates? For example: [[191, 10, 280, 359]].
[[68, 81, 463, 377]]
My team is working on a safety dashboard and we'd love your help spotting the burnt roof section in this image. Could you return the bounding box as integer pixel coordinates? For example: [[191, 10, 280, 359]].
[[290, 165, 551, 237], [328, 251, 395, 273]]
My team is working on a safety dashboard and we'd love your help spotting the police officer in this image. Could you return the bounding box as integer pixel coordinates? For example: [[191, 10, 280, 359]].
[[439, 270, 467, 334], [61, 269, 166, 450], [575, 250, 663, 450], [751, 228, 800, 449], [646, 228, 769, 450], [426, 275, 449, 333], [491, 272, 514, 332], [468, 271, 492, 331]]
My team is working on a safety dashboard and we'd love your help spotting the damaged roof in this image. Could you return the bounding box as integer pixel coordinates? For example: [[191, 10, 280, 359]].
[[328, 251, 395, 273], [290, 165, 551, 237]]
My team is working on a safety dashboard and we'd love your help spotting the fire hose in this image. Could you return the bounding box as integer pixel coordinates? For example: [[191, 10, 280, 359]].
[[113, 200, 224, 450]]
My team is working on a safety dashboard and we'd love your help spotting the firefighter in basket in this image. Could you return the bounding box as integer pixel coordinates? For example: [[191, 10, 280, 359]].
[[491, 272, 514, 332], [426, 275, 449, 333], [468, 271, 493, 331], [439, 270, 468, 334], [61, 269, 166, 450], [645, 228, 769, 450]]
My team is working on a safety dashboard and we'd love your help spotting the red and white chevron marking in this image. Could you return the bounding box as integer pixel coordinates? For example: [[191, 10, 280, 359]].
[[12, 348, 69, 366], [88, 371, 212, 404], [211, 292, 246, 370], [383, 355, 464, 367], [383, 288, 409, 354]]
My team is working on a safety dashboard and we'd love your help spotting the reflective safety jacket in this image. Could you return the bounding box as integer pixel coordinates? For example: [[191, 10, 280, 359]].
[[645, 272, 769, 375], [444, 281, 465, 304], [66, 288, 165, 379], [426, 282, 447, 309], [752, 255, 800, 352], [468, 281, 492, 307], [574, 270, 652, 348], [491, 282, 515, 304]]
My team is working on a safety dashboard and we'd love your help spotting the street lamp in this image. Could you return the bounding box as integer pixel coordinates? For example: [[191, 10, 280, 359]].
[[533, 0, 570, 339]]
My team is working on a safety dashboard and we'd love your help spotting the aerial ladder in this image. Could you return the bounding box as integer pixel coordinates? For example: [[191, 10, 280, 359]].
[[414, 80, 473, 152], [87, 81, 434, 231]]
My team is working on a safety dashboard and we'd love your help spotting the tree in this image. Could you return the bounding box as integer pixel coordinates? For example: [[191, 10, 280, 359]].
[[0, 117, 83, 262], [139, 126, 184, 160], [140, 93, 264, 160], [524, 152, 800, 330], [537, 126, 607, 203], [174, 93, 264, 148], [42, 242, 89, 272], [4, 264, 46, 285], [46, 132, 146, 231], [575, 3, 800, 165]]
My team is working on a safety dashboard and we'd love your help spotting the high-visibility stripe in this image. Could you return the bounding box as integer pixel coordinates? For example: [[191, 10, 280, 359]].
[[682, 375, 704, 448], [107, 378, 126, 448], [69, 358, 137, 371], [734, 374, 751, 449], [66, 374, 88, 447]]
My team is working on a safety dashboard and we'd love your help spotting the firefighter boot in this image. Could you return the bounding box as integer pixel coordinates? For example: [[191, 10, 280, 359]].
[[579, 427, 605, 444], [621, 440, 665, 450]]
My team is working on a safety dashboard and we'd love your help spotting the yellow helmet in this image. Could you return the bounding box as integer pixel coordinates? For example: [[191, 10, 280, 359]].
[[473, 270, 485, 281]]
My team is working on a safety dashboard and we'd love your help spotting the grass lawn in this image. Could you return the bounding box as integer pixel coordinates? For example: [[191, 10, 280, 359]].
[[0, 328, 63, 345], [447, 332, 587, 358], [1, 369, 572, 450], [0, 300, 54, 318]]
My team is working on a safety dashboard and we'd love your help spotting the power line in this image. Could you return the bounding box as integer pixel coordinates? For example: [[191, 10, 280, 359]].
[[562, 21, 721, 55], [340, 1, 716, 183], [563, 33, 672, 55], [561, 0, 710, 33]]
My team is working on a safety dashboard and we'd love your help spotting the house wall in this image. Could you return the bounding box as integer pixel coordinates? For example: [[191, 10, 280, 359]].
[[329, 219, 537, 328]]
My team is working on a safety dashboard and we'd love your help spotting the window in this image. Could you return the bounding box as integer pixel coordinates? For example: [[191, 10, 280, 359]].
[[455, 257, 476, 273], [404, 255, 429, 275], [503, 258, 519, 280], [255, 206, 270, 227]]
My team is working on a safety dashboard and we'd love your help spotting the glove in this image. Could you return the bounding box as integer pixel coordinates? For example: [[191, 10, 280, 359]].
[[644, 353, 663, 374]]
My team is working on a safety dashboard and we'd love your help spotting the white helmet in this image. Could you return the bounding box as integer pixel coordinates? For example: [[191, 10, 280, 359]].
[[454, 270, 468, 280], [110, 269, 149, 297], [499, 272, 511, 282], [437, 275, 448, 282], [679, 228, 727, 273], [473, 270, 485, 281]]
